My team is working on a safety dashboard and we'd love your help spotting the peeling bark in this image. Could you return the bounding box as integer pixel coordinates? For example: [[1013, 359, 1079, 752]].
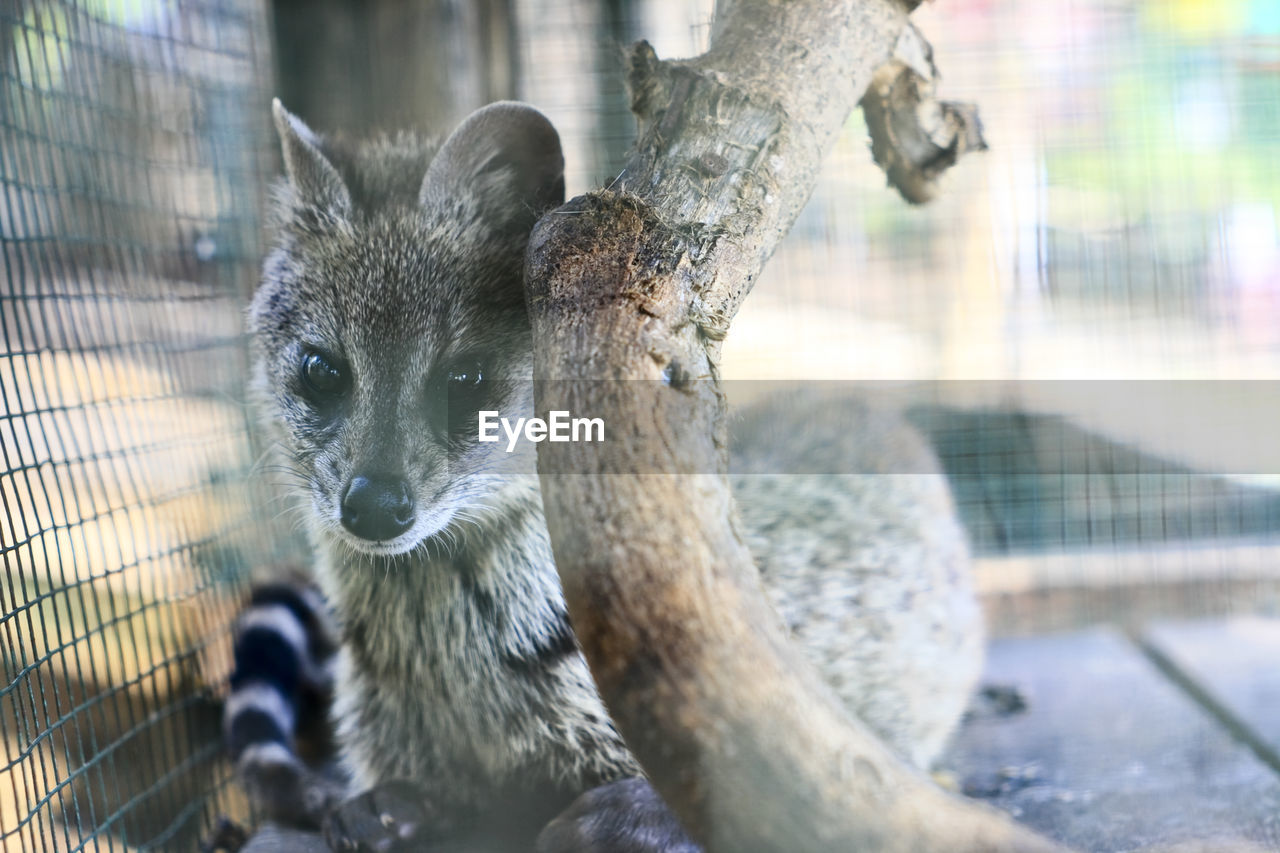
[[862, 23, 988, 204], [525, 1, 1063, 850]]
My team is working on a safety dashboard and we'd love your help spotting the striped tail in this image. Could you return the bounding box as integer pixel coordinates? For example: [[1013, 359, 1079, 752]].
[[224, 578, 344, 826]]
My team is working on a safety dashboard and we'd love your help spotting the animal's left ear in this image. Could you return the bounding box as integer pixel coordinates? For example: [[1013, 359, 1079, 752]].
[[420, 102, 565, 232], [272, 98, 352, 219]]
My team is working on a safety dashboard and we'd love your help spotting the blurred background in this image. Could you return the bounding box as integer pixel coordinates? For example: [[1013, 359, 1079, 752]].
[[0, 0, 1277, 849]]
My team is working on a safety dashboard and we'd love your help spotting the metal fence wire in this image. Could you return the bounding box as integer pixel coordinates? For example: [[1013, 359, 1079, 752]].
[[1, 0, 1279, 848], [0, 0, 278, 849]]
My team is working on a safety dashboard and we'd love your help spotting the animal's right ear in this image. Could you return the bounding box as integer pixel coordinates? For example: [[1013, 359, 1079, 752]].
[[420, 102, 564, 233], [272, 98, 351, 218]]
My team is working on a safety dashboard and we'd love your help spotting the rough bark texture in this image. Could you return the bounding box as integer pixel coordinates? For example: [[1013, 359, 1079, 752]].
[[525, 1, 1067, 851], [862, 23, 988, 204]]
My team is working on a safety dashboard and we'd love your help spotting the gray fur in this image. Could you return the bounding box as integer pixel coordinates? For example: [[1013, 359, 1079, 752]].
[[730, 390, 984, 769], [249, 101, 982, 837]]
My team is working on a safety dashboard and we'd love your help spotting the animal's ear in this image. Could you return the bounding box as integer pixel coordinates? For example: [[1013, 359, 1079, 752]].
[[272, 98, 351, 217], [420, 102, 564, 231]]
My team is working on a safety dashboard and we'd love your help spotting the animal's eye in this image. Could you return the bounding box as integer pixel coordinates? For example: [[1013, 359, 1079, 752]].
[[447, 361, 484, 388], [301, 350, 348, 397], [436, 358, 488, 438]]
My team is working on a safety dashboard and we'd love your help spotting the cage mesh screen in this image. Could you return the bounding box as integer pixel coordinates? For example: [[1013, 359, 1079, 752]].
[[521, 0, 1280, 631], [0, 0, 1278, 847], [0, 0, 276, 848]]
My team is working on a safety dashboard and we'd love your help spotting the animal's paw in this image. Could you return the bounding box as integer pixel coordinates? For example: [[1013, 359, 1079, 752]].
[[322, 781, 433, 852], [199, 816, 249, 852], [535, 777, 701, 853], [237, 743, 343, 827]]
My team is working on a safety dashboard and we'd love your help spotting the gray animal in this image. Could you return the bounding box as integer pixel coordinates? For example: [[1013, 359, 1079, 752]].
[[234, 99, 983, 852]]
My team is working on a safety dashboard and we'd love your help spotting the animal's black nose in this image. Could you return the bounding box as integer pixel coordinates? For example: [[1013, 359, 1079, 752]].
[[341, 475, 414, 541]]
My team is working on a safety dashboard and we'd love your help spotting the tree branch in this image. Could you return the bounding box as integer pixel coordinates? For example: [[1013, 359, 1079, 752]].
[[526, 1, 1065, 850]]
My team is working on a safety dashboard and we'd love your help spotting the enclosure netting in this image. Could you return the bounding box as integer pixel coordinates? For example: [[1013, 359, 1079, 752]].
[[519, 0, 1280, 633], [0, 0, 279, 848], [2, 0, 1280, 849]]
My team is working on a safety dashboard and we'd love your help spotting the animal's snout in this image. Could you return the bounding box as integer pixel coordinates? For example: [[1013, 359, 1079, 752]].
[[341, 474, 414, 541]]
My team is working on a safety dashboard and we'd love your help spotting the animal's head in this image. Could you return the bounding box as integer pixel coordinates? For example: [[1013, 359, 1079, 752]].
[[249, 100, 564, 556]]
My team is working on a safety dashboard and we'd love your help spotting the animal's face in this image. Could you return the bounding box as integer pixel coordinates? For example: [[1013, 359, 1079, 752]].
[[250, 102, 564, 556]]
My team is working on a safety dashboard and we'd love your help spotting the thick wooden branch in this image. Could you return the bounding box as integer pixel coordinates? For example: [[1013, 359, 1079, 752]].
[[526, 1, 1064, 851], [618, 0, 903, 326]]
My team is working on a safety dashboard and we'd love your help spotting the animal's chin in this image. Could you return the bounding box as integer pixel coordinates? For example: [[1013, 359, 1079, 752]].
[[336, 534, 421, 557]]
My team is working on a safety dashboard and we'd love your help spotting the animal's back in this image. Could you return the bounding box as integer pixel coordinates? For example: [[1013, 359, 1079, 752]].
[[731, 388, 983, 768]]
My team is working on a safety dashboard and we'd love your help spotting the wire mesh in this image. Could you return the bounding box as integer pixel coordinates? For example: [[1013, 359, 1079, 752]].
[[0, 0, 1278, 848], [716, 0, 1280, 624], [521, 0, 1280, 628], [0, 0, 279, 849]]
